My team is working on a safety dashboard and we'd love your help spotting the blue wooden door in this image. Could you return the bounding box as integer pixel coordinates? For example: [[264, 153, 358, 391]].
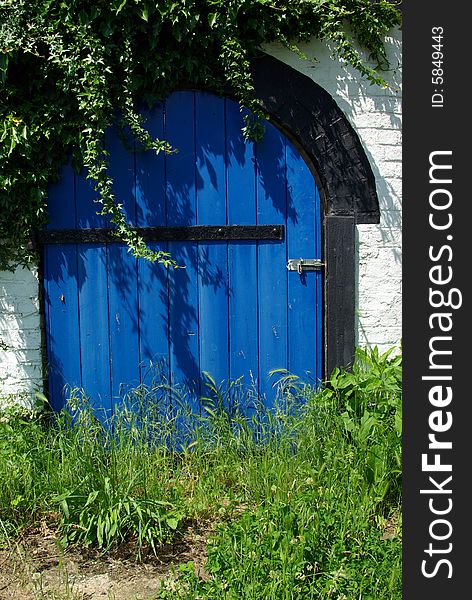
[[43, 91, 322, 416]]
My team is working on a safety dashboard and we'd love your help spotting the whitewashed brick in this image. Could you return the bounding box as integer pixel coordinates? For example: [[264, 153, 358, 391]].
[[369, 145, 402, 162], [0, 267, 42, 398], [376, 161, 402, 180], [357, 225, 402, 248], [352, 112, 402, 130], [358, 128, 402, 146]]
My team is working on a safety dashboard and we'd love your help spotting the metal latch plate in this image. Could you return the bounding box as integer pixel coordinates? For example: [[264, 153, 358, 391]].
[[287, 258, 324, 274]]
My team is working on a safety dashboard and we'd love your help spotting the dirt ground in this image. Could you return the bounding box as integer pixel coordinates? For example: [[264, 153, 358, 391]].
[[0, 521, 212, 600]]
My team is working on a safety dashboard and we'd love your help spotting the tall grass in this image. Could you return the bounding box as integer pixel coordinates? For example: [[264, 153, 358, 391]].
[[0, 346, 402, 598]]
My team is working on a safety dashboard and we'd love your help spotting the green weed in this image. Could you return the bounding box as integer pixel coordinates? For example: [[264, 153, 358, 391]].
[[0, 345, 402, 598], [324, 346, 402, 505]]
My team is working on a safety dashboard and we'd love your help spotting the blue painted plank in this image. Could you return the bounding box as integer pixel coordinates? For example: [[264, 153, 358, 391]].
[[138, 243, 170, 388], [226, 100, 259, 404], [106, 124, 140, 405], [45, 162, 81, 410], [107, 244, 141, 403], [106, 123, 136, 225], [286, 140, 320, 385], [195, 92, 229, 392], [135, 105, 171, 388], [135, 104, 166, 228], [47, 161, 75, 229], [75, 167, 106, 229], [166, 91, 200, 410], [44, 245, 82, 411], [77, 244, 112, 421], [256, 123, 288, 408]]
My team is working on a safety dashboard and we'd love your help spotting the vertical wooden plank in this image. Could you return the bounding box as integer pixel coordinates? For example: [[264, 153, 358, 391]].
[[286, 140, 321, 386], [44, 245, 83, 410], [45, 163, 81, 410], [135, 104, 166, 228], [77, 243, 112, 421], [75, 162, 112, 420], [137, 247, 170, 389], [75, 165, 111, 420], [44, 244, 83, 410], [195, 92, 229, 391], [107, 244, 141, 403], [166, 91, 200, 409], [106, 124, 136, 226], [256, 123, 288, 408], [106, 124, 140, 406], [46, 161, 76, 230], [75, 166, 105, 229], [226, 100, 259, 403], [135, 105, 170, 388], [325, 215, 355, 377], [314, 185, 323, 383]]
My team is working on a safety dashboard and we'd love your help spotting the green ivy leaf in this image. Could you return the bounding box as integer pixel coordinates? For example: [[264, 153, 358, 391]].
[[0, 0, 401, 270], [115, 0, 128, 15]]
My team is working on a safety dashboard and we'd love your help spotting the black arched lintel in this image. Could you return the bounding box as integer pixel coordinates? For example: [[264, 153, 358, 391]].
[[251, 54, 380, 224]]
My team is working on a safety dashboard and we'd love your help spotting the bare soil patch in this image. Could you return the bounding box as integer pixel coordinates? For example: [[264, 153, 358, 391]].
[[0, 522, 212, 600]]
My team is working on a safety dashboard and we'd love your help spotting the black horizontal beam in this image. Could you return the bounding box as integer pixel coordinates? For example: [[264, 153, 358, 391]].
[[35, 225, 284, 245]]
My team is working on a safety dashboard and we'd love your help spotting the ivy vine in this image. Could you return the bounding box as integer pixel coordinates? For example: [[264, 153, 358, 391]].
[[0, 0, 401, 271]]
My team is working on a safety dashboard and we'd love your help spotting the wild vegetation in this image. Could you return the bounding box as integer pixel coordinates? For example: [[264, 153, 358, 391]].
[[0, 0, 401, 270], [0, 346, 402, 598]]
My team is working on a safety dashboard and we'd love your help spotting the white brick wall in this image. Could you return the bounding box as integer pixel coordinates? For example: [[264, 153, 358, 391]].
[[0, 266, 43, 400], [268, 27, 402, 352], [0, 29, 402, 400]]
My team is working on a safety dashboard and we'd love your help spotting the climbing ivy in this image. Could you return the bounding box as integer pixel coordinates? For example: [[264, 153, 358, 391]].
[[0, 0, 401, 270]]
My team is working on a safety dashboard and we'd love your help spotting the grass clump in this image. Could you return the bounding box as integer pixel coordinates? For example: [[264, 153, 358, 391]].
[[0, 346, 402, 598]]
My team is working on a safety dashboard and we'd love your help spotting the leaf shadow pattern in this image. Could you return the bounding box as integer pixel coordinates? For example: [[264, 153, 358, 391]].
[[43, 90, 303, 416]]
